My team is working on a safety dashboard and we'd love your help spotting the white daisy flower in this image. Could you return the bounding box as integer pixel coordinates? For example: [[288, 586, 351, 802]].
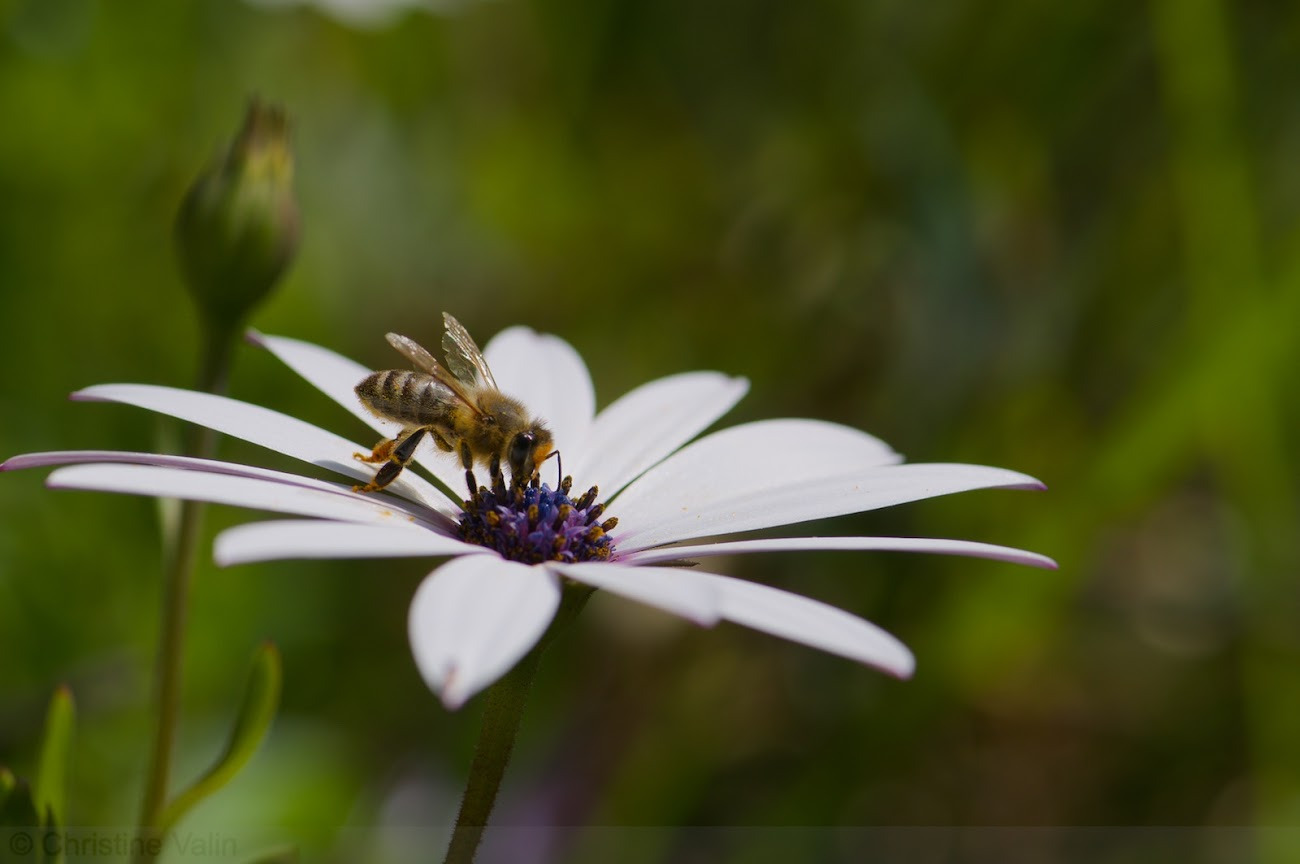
[[2, 323, 1054, 710]]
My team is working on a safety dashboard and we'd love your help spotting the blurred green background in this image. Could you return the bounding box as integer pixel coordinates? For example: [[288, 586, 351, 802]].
[[2, 0, 1298, 860]]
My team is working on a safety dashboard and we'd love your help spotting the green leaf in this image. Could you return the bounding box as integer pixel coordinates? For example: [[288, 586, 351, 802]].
[[160, 642, 282, 832], [0, 776, 38, 828], [34, 686, 75, 829], [42, 805, 62, 864]]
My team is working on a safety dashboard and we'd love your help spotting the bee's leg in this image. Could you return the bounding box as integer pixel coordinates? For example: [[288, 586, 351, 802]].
[[354, 436, 398, 464], [459, 441, 480, 498], [431, 431, 455, 453], [489, 453, 507, 499], [353, 427, 427, 493]]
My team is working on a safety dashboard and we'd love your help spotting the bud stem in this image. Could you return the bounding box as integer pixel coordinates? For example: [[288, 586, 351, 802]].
[[136, 101, 295, 860], [134, 324, 238, 862]]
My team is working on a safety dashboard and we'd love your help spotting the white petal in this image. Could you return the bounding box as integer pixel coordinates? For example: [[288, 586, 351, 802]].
[[607, 417, 900, 546], [247, 331, 377, 427], [5, 450, 453, 530], [73, 383, 456, 517], [616, 461, 1045, 551], [482, 325, 595, 459], [624, 536, 1058, 570], [570, 372, 750, 498], [46, 463, 431, 526], [408, 557, 560, 710], [698, 571, 915, 677], [548, 562, 721, 626], [215, 519, 484, 566], [612, 417, 899, 510], [250, 332, 468, 496]]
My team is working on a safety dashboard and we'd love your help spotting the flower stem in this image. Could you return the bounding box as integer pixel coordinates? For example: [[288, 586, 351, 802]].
[[136, 502, 204, 852], [135, 322, 235, 861], [442, 583, 593, 864]]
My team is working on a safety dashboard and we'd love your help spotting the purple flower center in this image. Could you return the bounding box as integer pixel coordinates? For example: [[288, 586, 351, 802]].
[[457, 478, 617, 564]]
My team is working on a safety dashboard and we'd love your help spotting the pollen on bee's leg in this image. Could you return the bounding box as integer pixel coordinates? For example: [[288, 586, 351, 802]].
[[354, 458, 404, 494], [355, 438, 396, 464]]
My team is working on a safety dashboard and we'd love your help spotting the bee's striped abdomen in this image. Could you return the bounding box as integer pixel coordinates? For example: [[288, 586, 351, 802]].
[[356, 370, 455, 426]]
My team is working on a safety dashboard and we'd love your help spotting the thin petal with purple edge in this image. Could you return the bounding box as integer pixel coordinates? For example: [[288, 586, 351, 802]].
[[46, 463, 431, 526], [73, 383, 456, 516], [549, 561, 721, 626], [3, 450, 260, 475], [409, 556, 561, 710], [623, 535, 1058, 570], [4, 450, 454, 530], [614, 461, 1045, 552], [698, 571, 916, 678], [215, 519, 486, 566], [251, 331, 468, 496], [568, 371, 750, 499], [482, 325, 596, 458]]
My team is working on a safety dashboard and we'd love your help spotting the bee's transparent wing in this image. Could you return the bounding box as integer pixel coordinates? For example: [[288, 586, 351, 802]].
[[441, 312, 499, 391], [386, 333, 449, 378], [384, 332, 478, 407]]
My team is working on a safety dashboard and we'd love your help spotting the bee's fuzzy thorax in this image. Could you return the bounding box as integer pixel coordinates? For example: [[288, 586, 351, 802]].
[[457, 478, 617, 564]]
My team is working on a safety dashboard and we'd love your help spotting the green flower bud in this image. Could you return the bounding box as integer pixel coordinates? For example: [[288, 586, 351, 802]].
[[176, 99, 300, 333]]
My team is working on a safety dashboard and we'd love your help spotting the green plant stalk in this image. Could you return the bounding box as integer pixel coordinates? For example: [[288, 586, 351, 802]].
[[135, 322, 236, 862], [35, 685, 75, 828], [442, 583, 593, 864], [160, 642, 282, 832]]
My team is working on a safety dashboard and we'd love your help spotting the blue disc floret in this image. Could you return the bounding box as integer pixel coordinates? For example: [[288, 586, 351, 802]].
[[458, 477, 617, 564]]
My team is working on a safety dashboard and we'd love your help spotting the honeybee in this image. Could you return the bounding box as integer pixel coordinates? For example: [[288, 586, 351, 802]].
[[353, 312, 554, 495]]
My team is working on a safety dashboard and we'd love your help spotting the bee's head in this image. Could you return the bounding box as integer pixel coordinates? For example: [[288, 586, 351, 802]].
[[507, 424, 554, 485]]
